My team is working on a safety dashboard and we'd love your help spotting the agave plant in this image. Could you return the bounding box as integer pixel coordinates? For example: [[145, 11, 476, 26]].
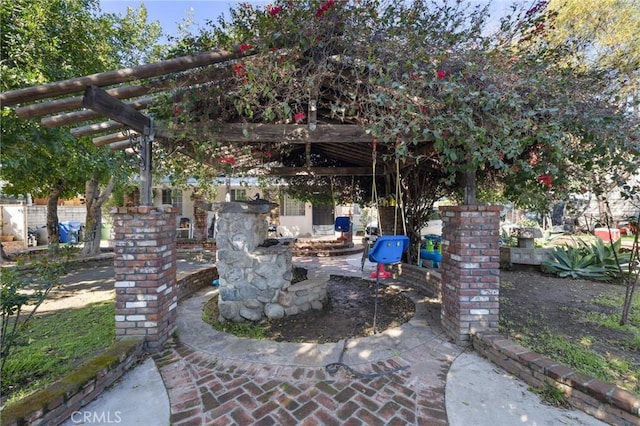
[[543, 238, 631, 281], [584, 238, 630, 278], [542, 244, 609, 280]]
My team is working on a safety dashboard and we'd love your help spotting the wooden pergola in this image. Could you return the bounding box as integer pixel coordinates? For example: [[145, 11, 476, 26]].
[[1, 48, 415, 180]]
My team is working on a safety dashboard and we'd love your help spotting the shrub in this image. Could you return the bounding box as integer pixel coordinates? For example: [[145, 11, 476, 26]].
[[542, 238, 630, 281]]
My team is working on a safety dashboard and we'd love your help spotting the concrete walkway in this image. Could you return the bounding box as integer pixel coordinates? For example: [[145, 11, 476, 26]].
[[66, 253, 607, 425]]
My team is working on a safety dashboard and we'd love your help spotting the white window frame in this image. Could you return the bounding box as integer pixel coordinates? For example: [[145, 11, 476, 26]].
[[280, 195, 305, 216]]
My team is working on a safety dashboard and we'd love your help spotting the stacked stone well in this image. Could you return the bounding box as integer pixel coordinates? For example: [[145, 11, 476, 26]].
[[214, 201, 326, 322]]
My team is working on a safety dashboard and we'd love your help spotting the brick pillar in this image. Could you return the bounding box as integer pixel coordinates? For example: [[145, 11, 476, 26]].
[[378, 206, 404, 235], [112, 206, 177, 351], [440, 205, 501, 345], [193, 198, 207, 242]]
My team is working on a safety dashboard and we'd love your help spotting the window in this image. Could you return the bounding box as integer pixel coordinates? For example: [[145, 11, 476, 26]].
[[161, 188, 182, 214], [230, 189, 247, 201], [161, 189, 172, 205], [280, 195, 306, 216]]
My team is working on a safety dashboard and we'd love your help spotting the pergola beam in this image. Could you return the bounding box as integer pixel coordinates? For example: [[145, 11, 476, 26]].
[[72, 120, 124, 138], [93, 132, 131, 147], [16, 69, 229, 120], [267, 167, 372, 176], [91, 123, 374, 147], [181, 123, 374, 143], [41, 97, 153, 128], [1, 49, 242, 106]]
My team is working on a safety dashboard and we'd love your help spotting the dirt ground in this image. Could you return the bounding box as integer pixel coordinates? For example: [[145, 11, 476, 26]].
[[254, 270, 637, 368], [32, 262, 639, 388], [499, 269, 640, 367], [263, 276, 416, 343]]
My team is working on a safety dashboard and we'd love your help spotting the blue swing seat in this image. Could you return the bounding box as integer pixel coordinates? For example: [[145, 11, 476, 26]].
[[334, 216, 351, 232], [368, 235, 410, 264]]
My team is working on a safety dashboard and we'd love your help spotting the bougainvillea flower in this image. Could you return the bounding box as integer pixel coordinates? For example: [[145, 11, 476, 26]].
[[316, 0, 335, 18], [240, 43, 252, 54], [537, 174, 553, 188], [233, 63, 246, 76], [219, 156, 236, 166], [268, 5, 283, 16], [294, 112, 306, 122], [437, 69, 446, 79]]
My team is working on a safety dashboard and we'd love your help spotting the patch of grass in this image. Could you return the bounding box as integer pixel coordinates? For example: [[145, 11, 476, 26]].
[[530, 382, 571, 408], [500, 280, 515, 289], [518, 331, 639, 395], [583, 292, 640, 351], [1, 301, 115, 405], [202, 296, 269, 339]]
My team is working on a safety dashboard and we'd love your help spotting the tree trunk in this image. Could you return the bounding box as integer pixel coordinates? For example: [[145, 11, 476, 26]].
[[46, 187, 62, 243], [461, 170, 477, 205], [80, 174, 115, 256]]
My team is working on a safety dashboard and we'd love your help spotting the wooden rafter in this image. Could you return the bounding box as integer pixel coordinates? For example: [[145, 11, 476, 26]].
[[41, 97, 153, 128], [177, 123, 373, 143], [93, 132, 131, 147], [267, 167, 372, 176], [72, 120, 124, 138], [0, 49, 244, 106], [82, 85, 151, 133], [16, 68, 229, 120]]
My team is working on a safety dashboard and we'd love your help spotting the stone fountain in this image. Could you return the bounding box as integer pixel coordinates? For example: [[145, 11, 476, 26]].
[[213, 200, 326, 322]]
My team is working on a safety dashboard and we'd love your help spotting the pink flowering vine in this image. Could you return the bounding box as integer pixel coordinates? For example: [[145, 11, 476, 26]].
[[436, 69, 446, 79], [240, 43, 252, 54], [219, 156, 236, 166], [315, 0, 335, 18], [267, 5, 283, 16], [294, 112, 306, 122], [537, 174, 553, 188], [233, 63, 246, 77]]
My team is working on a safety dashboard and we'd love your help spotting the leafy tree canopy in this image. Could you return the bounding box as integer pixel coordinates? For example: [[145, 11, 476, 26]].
[[0, 0, 163, 200], [149, 0, 638, 213]]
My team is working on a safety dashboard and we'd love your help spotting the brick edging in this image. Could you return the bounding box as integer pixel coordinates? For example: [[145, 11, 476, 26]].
[[472, 332, 640, 425], [1, 267, 216, 426], [0, 338, 144, 426]]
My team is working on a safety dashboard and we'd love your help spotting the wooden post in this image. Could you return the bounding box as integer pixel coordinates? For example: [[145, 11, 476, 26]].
[[82, 85, 154, 206]]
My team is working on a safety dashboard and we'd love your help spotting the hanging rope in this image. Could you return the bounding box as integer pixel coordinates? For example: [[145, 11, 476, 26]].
[[371, 137, 382, 235], [396, 151, 407, 236], [393, 139, 407, 236]]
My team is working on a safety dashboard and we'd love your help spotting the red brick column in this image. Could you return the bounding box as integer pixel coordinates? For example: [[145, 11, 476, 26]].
[[193, 199, 207, 242], [111, 206, 177, 351], [378, 206, 404, 235], [440, 205, 501, 345]]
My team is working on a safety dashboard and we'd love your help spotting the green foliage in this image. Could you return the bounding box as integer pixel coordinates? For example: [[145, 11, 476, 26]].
[[543, 238, 631, 280], [530, 383, 571, 408], [521, 331, 638, 394], [543, 244, 607, 280], [1, 0, 163, 208], [148, 0, 639, 216], [0, 301, 115, 404], [0, 245, 73, 373], [202, 297, 268, 339]]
